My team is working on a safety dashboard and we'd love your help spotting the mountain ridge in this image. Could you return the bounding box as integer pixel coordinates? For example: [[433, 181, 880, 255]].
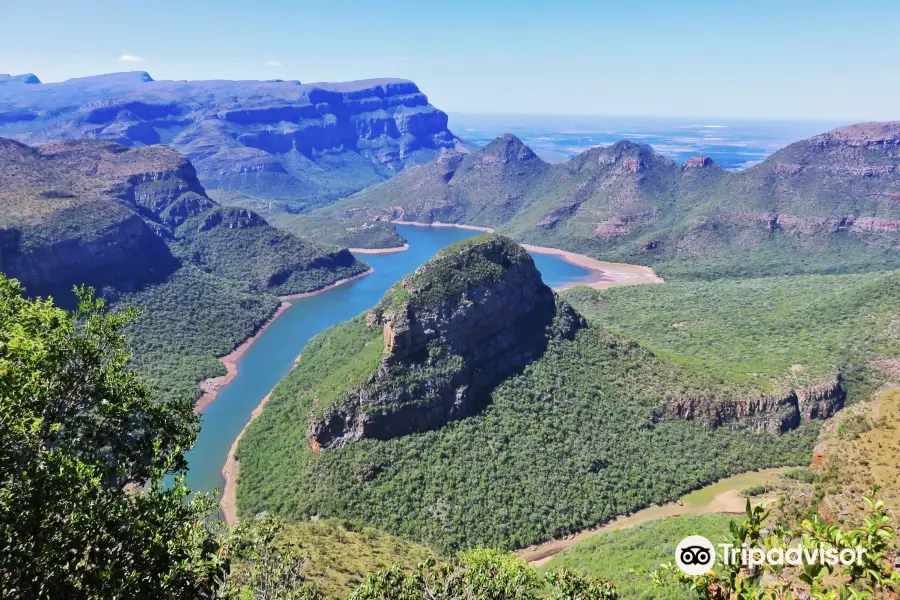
[[0, 136, 366, 301], [301, 122, 900, 278], [0, 136, 369, 402], [0, 72, 463, 211]]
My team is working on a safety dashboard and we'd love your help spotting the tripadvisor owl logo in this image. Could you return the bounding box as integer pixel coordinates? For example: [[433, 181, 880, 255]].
[[675, 535, 717, 575], [674, 535, 867, 576]]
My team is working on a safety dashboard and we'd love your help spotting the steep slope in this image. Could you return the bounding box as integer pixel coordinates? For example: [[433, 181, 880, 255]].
[[0, 71, 462, 210], [291, 135, 556, 247], [0, 137, 178, 299], [0, 137, 366, 300], [235, 237, 841, 553], [297, 136, 724, 250], [307, 235, 586, 449], [0, 137, 369, 400], [301, 123, 900, 279]]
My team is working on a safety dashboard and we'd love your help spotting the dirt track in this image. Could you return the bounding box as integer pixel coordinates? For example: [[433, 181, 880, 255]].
[[517, 468, 787, 565]]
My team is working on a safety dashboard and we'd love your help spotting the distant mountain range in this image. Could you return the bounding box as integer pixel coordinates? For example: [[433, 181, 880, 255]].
[[305, 123, 900, 278], [0, 71, 462, 211]]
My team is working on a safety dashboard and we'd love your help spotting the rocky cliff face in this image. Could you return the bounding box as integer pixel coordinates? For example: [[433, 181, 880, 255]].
[[670, 374, 845, 434], [0, 137, 368, 301], [308, 235, 586, 449], [0, 72, 462, 208]]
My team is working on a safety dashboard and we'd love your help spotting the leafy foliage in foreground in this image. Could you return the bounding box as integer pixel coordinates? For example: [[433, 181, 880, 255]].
[[223, 517, 618, 600], [238, 322, 818, 554], [655, 497, 900, 599], [0, 275, 222, 599]]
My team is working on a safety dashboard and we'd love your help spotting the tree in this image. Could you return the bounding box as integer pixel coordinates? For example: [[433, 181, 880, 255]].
[[653, 495, 900, 599], [0, 276, 223, 599], [348, 548, 618, 600]]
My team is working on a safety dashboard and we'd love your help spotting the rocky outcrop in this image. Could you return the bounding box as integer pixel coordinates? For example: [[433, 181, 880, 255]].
[[0, 213, 178, 298], [308, 235, 586, 449], [0, 72, 462, 207], [0, 137, 368, 300], [670, 374, 845, 433]]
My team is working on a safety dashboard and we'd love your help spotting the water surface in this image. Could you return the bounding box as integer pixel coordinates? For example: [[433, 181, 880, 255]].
[[185, 225, 593, 493]]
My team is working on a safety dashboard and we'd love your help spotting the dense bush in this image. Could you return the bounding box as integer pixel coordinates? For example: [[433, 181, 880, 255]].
[[544, 514, 737, 600], [0, 275, 222, 598], [655, 497, 900, 598], [238, 323, 818, 553], [114, 265, 281, 401], [563, 270, 900, 402]]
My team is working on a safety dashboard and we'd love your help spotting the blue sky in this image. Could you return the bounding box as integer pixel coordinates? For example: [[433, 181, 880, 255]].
[[1, 0, 897, 120]]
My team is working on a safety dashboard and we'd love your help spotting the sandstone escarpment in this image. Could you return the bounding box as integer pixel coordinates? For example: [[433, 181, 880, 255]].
[[308, 235, 586, 449], [670, 374, 845, 433], [0, 73, 462, 206]]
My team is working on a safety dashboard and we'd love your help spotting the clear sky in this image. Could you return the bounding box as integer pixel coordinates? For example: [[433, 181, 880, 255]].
[[1, 0, 897, 120]]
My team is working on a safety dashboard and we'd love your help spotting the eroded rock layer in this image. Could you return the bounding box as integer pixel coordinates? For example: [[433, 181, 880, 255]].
[[309, 235, 586, 449]]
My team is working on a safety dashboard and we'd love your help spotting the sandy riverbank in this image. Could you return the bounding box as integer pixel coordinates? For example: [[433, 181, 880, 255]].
[[349, 243, 409, 254], [520, 243, 664, 290], [194, 268, 373, 413], [517, 468, 787, 565], [219, 389, 275, 525], [390, 219, 495, 233], [390, 220, 663, 290]]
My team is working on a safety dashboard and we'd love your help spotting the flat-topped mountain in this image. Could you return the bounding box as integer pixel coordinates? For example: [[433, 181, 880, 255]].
[[306, 122, 900, 278], [0, 72, 462, 210], [0, 137, 365, 301], [306, 235, 586, 449]]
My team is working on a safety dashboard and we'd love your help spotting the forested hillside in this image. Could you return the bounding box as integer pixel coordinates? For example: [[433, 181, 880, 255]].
[[297, 122, 900, 279], [232, 237, 883, 553], [0, 137, 369, 400]]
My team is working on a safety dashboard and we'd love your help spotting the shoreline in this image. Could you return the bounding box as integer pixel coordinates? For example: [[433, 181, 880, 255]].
[[194, 268, 373, 413], [220, 388, 275, 525], [390, 220, 663, 290], [390, 219, 495, 233], [215, 224, 664, 523], [349, 243, 409, 254]]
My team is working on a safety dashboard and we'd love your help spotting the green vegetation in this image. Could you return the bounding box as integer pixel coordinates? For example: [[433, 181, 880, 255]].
[[389, 234, 531, 310], [0, 273, 626, 600], [0, 137, 370, 405], [562, 270, 900, 402], [174, 209, 366, 297], [224, 517, 436, 599], [238, 321, 818, 553], [272, 212, 407, 250], [0, 275, 222, 598], [295, 130, 900, 279], [291, 314, 384, 420], [346, 548, 617, 600], [115, 266, 280, 401], [238, 265, 899, 556], [544, 515, 737, 600], [656, 497, 900, 599]]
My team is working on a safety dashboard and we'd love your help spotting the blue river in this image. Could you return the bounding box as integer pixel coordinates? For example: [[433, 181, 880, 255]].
[[185, 225, 595, 493]]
